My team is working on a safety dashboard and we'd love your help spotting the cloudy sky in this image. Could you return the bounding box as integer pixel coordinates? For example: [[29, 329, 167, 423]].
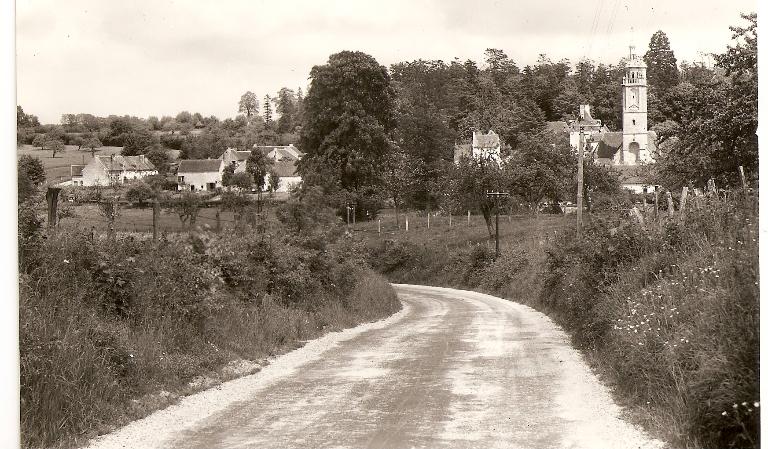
[[16, 0, 756, 124]]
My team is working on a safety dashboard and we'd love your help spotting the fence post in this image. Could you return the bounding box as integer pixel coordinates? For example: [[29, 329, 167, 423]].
[[467, 210, 471, 225], [427, 213, 430, 229], [405, 214, 409, 232], [215, 207, 221, 233], [739, 166, 747, 190], [152, 198, 159, 241], [46, 187, 61, 228], [679, 187, 689, 223], [631, 207, 646, 229], [666, 191, 675, 219], [378, 218, 381, 234], [654, 189, 659, 221], [449, 213, 452, 228]]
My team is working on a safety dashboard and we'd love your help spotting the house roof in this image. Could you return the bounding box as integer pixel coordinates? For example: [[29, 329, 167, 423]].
[[254, 145, 304, 161], [71, 165, 85, 177], [271, 160, 299, 178], [595, 132, 624, 159], [230, 150, 252, 161], [473, 131, 500, 149], [97, 155, 156, 172], [545, 121, 569, 134], [177, 159, 223, 173]]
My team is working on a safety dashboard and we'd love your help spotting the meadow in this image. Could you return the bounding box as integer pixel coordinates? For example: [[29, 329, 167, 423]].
[[17, 144, 123, 184]]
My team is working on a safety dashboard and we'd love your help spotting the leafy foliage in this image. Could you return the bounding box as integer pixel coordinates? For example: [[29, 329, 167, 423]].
[[299, 51, 397, 192]]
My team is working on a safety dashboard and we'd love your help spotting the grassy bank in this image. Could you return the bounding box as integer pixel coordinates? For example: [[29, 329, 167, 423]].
[[362, 198, 758, 449], [19, 202, 400, 449]]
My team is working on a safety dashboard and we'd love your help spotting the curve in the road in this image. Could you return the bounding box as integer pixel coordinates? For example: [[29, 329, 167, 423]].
[[83, 284, 664, 449]]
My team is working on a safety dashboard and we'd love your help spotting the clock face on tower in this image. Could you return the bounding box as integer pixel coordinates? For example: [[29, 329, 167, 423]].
[[627, 86, 640, 110]]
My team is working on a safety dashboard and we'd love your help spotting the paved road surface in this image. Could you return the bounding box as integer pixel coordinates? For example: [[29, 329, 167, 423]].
[[85, 284, 663, 449]]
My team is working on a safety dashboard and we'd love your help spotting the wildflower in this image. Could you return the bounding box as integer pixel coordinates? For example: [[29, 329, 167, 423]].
[[733, 404, 738, 409], [742, 402, 748, 407], [63, 259, 70, 264], [755, 402, 760, 408], [722, 411, 728, 416]]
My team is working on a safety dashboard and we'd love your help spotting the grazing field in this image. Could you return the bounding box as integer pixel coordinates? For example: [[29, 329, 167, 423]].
[[353, 209, 570, 252], [17, 144, 123, 184], [58, 205, 238, 234]]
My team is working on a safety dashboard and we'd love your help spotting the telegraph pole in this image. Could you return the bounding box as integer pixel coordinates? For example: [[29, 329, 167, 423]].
[[486, 191, 510, 258], [576, 113, 585, 239]]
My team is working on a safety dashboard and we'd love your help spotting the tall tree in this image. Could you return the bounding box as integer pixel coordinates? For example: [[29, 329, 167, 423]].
[[274, 88, 297, 133], [238, 91, 259, 119], [644, 31, 680, 93], [262, 95, 273, 124], [299, 51, 396, 192], [654, 13, 757, 189]]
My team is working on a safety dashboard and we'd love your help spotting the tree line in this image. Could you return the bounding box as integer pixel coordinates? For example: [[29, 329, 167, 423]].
[[295, 13, 757, 227]]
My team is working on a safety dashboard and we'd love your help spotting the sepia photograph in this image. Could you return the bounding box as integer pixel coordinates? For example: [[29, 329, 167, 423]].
[[7, 0, 762, 447]]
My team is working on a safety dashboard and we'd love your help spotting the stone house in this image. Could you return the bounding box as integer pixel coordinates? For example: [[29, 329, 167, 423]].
[[70, 154, 157, 186], [220, 145, 304, 192], [177, 159, 224, 192], [453, 130, 503, 164]]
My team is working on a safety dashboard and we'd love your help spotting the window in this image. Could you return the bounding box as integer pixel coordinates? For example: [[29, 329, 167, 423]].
[[178, 176, 184, 183], [632, 119, 636, 125]]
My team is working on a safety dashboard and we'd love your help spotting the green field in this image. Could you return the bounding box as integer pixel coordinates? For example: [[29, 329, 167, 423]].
[[18, 144, 123, 185], [58, 204, 238, 234], [352, 209, 572, 250]]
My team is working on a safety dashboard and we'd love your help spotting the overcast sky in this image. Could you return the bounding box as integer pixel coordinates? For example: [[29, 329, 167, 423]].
[[16, 0, 757, 124]]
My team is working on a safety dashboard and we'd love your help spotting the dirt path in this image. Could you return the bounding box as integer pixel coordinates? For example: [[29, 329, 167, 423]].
[[83, 284, 664, 449]]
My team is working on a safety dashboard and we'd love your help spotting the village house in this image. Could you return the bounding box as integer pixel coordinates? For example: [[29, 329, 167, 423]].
[[453, 130, 503, 164], [177, 159, 224, 192], [220, 144, 304, 192], [70, 154, 157, 186]]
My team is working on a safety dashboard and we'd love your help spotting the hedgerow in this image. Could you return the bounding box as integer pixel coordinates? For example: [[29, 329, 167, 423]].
[[20, 200, 400, 449]]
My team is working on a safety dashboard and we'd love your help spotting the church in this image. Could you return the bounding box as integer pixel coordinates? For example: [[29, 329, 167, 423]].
[[565, 46, 658, 193]]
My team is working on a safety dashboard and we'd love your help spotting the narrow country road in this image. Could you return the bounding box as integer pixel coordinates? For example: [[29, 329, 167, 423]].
[[85, 285, 664, 449]]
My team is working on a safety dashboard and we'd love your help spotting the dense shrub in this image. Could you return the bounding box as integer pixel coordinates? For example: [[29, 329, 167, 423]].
[[20, 204, 401, 449]]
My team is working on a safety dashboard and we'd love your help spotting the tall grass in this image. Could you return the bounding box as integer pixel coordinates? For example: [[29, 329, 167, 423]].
[[20, 205, 400, 449]]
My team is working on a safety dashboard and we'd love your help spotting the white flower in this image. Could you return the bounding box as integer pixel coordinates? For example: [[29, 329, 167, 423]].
[[722, 411, 728, 416], [63, 259, 70, 264], [755, 402, 760, 408]]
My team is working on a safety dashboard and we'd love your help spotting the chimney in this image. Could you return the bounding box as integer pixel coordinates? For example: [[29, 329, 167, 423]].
[[579, 104, 591, 120]]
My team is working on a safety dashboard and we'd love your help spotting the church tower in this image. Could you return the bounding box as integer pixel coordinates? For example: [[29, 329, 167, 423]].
[[621, 45, 649, 164]]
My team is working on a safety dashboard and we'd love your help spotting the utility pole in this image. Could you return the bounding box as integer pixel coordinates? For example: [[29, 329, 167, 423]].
[[576, 112, 584, 239], [486, 191, 510, 258]]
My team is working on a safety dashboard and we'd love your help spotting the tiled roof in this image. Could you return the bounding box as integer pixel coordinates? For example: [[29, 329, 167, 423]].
[[254, 145, 304, 161], [473, 131, 500, 149], [177, 159, 223, 173], [71, 165, 85, 177], [97, 155, 156, 172], [545, 121, 569, 134], [595, 132, 623, 159], [270, 160, 299, 178], [232, 150, 251, 161]]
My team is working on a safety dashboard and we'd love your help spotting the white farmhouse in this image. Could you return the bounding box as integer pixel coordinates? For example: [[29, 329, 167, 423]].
[[70, 154, 157, 186], [177, 159, 224, 192], [453, 130, 503, 164], [220, 145, 304, 192]]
